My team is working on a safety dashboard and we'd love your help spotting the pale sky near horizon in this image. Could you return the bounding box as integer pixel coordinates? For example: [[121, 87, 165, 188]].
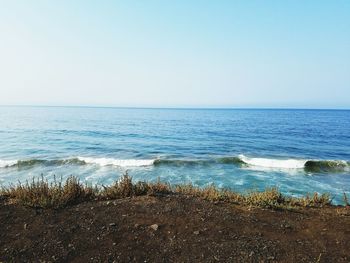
[[0, 1, 349, 108]]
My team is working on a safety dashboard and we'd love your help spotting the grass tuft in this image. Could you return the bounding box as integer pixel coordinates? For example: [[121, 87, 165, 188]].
[[245, 188, 285, 209], [1, 175, 96, 209], [0, 173, 334, 209], [288, 192, 332, 208], [102, 173, 135, 199], [343, 192, 349, 207]]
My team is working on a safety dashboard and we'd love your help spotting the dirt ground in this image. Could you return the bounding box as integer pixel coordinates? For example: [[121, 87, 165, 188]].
[[0, 194, 349, 262]]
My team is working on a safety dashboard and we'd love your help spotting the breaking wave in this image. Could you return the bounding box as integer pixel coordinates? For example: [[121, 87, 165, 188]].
[[0, 159, 18, 168], [77, 157, 155, 167], [1, 155, 349, 173], [154, 155, 349, 173], [0, 157, 154, 168], [0, 158, 86, 168], [238, 154, 349, 173], [304, 160, 349, 173], [153, 157, 245, 166], [238, 154, 306, 169]]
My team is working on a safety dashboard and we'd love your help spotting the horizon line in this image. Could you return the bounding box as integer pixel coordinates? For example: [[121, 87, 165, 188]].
[[0, 104, 349, 111]]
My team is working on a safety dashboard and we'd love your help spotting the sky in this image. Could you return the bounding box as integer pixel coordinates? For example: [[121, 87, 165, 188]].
[[0, 1, 349, 109]]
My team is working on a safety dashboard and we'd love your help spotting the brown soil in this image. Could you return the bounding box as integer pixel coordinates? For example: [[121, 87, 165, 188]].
[[1, 194, 349, 262]]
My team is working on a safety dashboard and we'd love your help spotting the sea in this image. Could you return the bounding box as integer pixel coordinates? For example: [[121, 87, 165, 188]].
[[0, 106, 349, 204]]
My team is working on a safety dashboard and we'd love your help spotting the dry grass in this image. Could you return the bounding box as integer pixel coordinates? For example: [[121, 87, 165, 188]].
[[343, 192, 350, 207], [101, 174, 171, 199], [0, 173, 334, 209], [102, 173, 136, 199], [287, 192, 332, 208], [175, 184, 243, 203], [244, 188, 285, 209], [0, 175, 97, 209]]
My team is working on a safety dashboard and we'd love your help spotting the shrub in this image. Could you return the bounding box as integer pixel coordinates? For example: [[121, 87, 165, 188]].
[[1, 175, 96, 209], [0, 173, 334, 209]]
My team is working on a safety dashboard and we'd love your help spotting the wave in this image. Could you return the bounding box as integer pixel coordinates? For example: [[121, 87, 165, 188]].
[[154, 157, 245, 166], [238, 154, 306, 169], [1, 157, 244, 169], [217, 157, 246, 165], [76, 157, 155, 167], [0, 157, 154, 168], [238, 154, 349, 173], [304, 160, 349, 173], [154, 159, 212, 166], [0, 159, 18, 168], [0, 158, 86, 168], [1, 155, 349, 173]]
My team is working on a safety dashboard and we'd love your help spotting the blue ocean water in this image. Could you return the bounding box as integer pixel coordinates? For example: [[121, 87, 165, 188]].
[[0, 106, 349, 204]]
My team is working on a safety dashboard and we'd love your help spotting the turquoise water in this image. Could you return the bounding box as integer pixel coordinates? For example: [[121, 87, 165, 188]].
[[0, 106, 349, 204]]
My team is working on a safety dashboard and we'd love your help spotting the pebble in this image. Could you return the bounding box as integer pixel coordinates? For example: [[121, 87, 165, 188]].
[[109, 223, 116, 227], [150, 224, 159, 231], [193, 231, 200, 235]]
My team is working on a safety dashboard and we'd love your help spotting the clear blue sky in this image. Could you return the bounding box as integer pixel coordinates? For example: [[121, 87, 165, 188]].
[[0, 0, 349, 108]]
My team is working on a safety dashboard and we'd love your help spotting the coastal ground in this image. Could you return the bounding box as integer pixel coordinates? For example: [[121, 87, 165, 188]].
[[1, 194, 349, 262]]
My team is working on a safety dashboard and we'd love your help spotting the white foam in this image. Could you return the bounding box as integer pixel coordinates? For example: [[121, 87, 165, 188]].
[[238, 154, 306, 169], [0, 159, 17, 168], [77, 157, 155, 167]]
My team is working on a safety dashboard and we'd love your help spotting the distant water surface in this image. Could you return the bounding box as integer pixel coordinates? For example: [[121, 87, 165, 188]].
[[0, 106, 349, 204]]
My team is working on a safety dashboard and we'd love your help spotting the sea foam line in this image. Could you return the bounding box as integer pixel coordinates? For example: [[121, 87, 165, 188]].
[[0, 157, 155, 168], [238, 154, 306, 169], [1, 156, 348, 172], [77, 157, 155, 167], [0, 159, 18, 168]]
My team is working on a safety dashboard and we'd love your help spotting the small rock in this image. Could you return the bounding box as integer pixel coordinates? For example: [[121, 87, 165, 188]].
[[24, 223, 27, 230], [134, 224, 140, 228], [150, 224, 159, 231], [193, 231, 200, 235], [113, 242, 117, 246], [109, 223, 116, 227]]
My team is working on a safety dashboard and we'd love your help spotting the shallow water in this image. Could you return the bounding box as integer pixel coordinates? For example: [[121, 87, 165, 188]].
[[0, 106, 349, 204]]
